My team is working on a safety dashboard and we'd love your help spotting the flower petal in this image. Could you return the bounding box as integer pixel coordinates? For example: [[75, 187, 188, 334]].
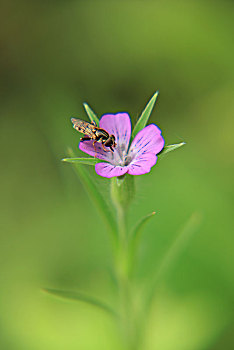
[[99, 113, 131, 165], [79, 140, 114, 161], [79, 113, 132, 165], [128, 154, 157, 175], [99, 113, 131, 148], [95, 162, 128, 178], [128, 124, 164, 159]]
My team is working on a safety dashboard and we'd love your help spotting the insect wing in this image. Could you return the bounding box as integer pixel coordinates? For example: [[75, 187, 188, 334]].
[[71, 118, 95, 137]]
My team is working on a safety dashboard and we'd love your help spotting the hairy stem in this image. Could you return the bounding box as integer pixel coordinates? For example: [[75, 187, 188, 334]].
[[111, 177, 140, 350]]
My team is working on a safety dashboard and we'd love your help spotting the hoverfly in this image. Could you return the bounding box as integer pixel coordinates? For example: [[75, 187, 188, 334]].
[[71, 118, 117, 153]]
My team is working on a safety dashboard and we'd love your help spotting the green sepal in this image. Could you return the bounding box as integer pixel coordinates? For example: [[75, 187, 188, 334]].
[[159, 142, 186, 157], [83, 103, 100, 126], [65, 149, 118, 240], [42, 288, 117, 317], [131, 91, 159, 141], [62, 157, 102, 166], [111, 174, 135, 211]]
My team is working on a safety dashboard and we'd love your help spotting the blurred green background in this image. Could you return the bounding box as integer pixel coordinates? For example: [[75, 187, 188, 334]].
[[1, 0, 234, 349]]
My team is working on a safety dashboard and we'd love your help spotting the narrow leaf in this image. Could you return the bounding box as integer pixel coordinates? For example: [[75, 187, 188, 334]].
[[129, 212, 156, 276], [131, 211, 156, 242], [159, 142, 186, 157], [62, 157, 102, 166], [146, 212, 202, 308], [131, 91, 159, 141], [83, 103, 100, 126], [65, 149, 118, 240], [42, 288, 117, 317]]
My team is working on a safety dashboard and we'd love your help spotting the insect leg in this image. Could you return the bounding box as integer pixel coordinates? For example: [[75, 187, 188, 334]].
[[93, 140, 98, 157], [80, 136, 91, 141], [101, 142, 108, 152]]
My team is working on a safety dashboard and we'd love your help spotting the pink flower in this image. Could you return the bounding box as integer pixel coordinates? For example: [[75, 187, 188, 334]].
[[79, 113, 164, 178]]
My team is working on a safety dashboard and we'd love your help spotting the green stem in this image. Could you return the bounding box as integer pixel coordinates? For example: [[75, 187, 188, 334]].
[[116, 206, 135, 349], [111, 177, 140, 350]]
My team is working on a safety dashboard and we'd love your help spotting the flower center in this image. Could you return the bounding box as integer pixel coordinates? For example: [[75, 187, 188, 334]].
[[124, 154, 132, 166], [111, 142, 134, 167]]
